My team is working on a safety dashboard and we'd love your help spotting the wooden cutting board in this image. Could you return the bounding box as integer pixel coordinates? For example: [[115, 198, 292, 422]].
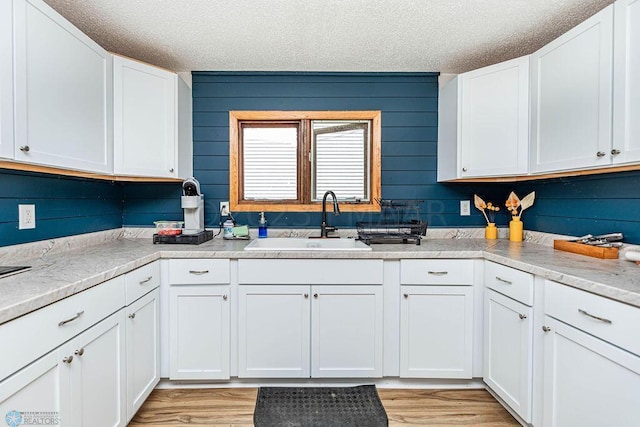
[[553, 240, 619, 259]]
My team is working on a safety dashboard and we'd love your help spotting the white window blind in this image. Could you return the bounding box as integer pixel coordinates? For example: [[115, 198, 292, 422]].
[[312, 120, 369, 201], [242, 127, 298, 200]]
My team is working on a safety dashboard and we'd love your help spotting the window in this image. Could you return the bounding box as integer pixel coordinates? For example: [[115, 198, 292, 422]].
[[230, 111, 381, 212]]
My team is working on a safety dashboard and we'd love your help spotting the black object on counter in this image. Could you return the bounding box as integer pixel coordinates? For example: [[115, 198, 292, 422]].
[[153, 230, 213, 245]]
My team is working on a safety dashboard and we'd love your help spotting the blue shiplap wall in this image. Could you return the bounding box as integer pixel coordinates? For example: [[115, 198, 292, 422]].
[[0, 170, 123, 246], [187, 71, 495, 230], [511, 170, 640, 243]]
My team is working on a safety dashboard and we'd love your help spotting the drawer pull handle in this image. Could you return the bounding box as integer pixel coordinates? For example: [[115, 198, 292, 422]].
[[63, 355, 73, 364], [189, 270, 209, 275], [578, 309, 612, 324], [58, 311, 85, 327], [542, 326, 551, 332], [495, 276, 512, 285], [428, 271, 448, 276], [74, 348, 84, 356], [223, 294, 228, 301], [128, 313, 136, 319], [519, 313, 527, 320], [139, 276, 153, 284]]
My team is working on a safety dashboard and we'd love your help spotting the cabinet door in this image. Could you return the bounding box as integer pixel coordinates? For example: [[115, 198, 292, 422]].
[[125, 289, 159, 422], [13, 0, 112, 173], [311, 285, 383, 378], [612, 0, 640, 164], [530, 5, 614, 173], [400, 286, 473, 378], [169, 285, 230, 380], [113, 55, 177, 178], [459, 56, 529, 177], [0, 349, 69, 426], [68, 310, 126, 427], [0, 0, 13, 159], [542, 316, 640, 427], [483, 289, 533, 423], [238, 285, 310, 378]]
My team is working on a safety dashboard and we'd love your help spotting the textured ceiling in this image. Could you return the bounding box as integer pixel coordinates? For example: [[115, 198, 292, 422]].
[[43, 0, 614, 74]]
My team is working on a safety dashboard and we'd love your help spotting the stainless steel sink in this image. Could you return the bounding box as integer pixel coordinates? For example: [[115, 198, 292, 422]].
[[243, 238, 372, 251]]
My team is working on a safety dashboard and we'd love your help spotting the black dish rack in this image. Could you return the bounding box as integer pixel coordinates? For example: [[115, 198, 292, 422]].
[[356, 199, 427, 245]]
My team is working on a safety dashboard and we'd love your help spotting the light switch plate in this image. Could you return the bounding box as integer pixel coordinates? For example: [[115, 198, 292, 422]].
[[19, 204, 36, 229], [460, 200, 471, 216]]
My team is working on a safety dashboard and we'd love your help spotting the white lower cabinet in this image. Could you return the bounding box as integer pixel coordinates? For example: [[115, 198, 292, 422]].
[[238, 284, 383, 378], [542, 316, 640, 427], [0, 348, 69, 426], [125, 288, 160, 422], [400, 285, 473, 378], [169, 285, 230, 380], [483, 289, 533, 422], [0, 309, 127, 427], [311, 285, 383, 378], [238, 285, 310, 378]]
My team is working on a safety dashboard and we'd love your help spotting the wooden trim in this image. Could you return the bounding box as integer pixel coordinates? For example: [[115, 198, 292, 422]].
[[109, 52, 177, 74], [230, 111, 381, 121], [229, 111, 383, 213], [0, 161, 182, 182], [443, 164, 640, 183]]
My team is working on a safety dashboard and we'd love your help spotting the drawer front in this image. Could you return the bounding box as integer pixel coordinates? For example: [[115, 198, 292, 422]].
[[0, 276, 125, 381], [484, 261, 534, 305], [238, 259, 383, 285], [400, 260, 474, 285], [545, 280, 640, 356], [125, 261, 160, 304], [169, 259, 230, 285]]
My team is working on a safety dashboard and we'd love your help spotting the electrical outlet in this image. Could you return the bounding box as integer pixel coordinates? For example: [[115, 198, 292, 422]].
[[460, 200, 471, 216], [220, 201, 230, 216], [19, 204, 36, 229]]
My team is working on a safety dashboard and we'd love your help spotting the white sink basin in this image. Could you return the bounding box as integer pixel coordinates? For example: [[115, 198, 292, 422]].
[[243, 238, 372, 251]]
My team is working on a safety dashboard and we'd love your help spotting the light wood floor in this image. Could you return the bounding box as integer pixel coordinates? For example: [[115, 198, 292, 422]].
[[129, 388, 520, 426]]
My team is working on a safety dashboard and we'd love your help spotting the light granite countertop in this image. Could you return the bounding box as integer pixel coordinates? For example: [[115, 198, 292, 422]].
[[0, 229, 639, 325]]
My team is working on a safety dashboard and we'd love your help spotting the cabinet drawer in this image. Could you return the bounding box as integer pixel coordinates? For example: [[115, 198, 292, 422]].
[[400, 260, 474, 285], [545, 280, 640, 356], [484, 261, 534, 305], [125, 261, 160, 304], [0, 276, 125, 381], [238, 259, 383, 284], [168, 259, 230, 284]]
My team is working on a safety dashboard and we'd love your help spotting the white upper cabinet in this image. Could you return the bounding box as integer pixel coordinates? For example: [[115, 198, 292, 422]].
[[0, 0, 14, 159], [530, 5, 614, 173], [113, 55, 193, 178], [12, 0, 113, 173], [438, 56, 529, 181], [612, 0, 640, 164], [438, 56, 530, 181]]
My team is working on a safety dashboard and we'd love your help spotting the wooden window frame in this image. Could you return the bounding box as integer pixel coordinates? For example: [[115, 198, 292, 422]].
[[230, 111, 381, 212]]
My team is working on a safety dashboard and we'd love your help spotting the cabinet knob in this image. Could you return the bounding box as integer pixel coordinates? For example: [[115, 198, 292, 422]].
[[596, 151, 606, 158], [223, 294, 228, 301], [63, 355, 74, 364], [462, 167, 467, 172], [611, 149, 621, 156], [403, 293, 408, 298], [128, 313, 136, 319], [304, 293, 309, 299], [169, 168, 175, 173], [19, 145, 30, 152], [74, 348, 84, 356], [542, 326, 551, 333], [313, 293, 318, 298], [519, 313, 527, 320]]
